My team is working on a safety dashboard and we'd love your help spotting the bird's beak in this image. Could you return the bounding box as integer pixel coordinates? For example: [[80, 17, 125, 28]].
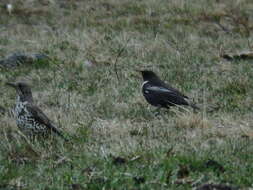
[[6, 82, 17, 88]]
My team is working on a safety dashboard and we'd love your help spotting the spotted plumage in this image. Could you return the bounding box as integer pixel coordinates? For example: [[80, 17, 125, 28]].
[[6, 82, 68, 140]]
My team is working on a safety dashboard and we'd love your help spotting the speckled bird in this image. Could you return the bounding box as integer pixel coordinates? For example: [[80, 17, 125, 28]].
[[6, 82, 68, 141]]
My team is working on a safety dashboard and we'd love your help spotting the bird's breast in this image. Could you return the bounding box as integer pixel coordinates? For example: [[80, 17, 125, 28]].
[[141, 81, 149, 89], [15, 101, 30, 117]]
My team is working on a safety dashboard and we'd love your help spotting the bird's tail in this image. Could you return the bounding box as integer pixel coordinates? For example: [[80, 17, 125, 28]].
[[190, 102, 200, 110], [49, 124, 69, 142]]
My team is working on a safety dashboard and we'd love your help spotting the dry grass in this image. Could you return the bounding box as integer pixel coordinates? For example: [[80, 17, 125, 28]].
[[174, 112, 210, 129], [0, 0, 253, 189]]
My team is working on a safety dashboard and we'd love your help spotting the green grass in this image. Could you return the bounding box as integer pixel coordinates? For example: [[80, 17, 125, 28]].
[[0, 0, 253, 189]]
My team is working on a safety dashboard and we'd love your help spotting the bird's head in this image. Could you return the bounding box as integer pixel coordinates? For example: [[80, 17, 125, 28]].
[[137, 70, 159, 81], [6, 82, 33, 102]]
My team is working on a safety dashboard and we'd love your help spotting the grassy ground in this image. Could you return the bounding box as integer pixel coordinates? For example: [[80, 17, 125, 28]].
[[0, 0, 253, 189]]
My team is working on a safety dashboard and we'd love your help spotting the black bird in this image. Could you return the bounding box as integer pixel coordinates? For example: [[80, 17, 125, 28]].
[[139, 70, 199, 110], [6, 82, 68, 141]]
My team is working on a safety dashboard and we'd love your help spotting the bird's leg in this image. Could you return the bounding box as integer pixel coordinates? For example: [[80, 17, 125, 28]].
[[154, 106, 162, 116], [17, 130, 30, 142], [29, 134, 36, 143]]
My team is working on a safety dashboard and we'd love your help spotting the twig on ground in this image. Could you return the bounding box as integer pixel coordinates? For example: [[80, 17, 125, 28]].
[[114, 38, 130, 82]]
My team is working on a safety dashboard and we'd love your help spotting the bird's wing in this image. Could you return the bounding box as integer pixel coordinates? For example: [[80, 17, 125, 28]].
[[26, 104, 67, 140], [145, 85, 189, 105], [26, 104, 51, 125], [146, 85, 187, 99], [146, 86, 174, 93], [153, 79, 189, 99]]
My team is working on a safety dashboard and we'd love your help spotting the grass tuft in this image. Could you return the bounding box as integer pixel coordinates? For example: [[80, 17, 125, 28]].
[[175, 112, 210, 129], [0, 0, 253, 189]]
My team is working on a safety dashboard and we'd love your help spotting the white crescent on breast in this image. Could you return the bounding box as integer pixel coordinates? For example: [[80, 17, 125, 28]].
[[141, 81, 149, 89]]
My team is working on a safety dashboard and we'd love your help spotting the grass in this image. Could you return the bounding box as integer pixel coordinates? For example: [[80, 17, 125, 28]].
[[0, 0, 253, 189]]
